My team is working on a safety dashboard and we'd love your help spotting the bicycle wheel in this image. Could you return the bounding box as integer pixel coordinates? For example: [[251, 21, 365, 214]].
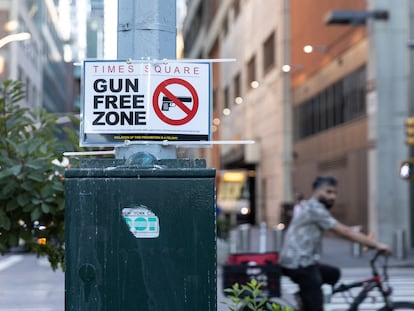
[[377, 301, 414, 310]]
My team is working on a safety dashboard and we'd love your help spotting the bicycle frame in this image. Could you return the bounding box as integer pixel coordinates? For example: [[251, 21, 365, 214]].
[[331, 251, 393, 311]]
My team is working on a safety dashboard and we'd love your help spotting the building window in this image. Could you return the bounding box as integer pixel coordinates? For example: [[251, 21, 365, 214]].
[[295, 66, 366, 140], [343, 67, 366, 122], [224, 86, 230, 109], [263, 32, 275, 73], [213, 88, 218, 111], [32, 87, 38, 107], [26, 77, 30, 100], [234, 73, 241, 99], [222, 14, 228, 37], [247, 55, 256, 89], [18, 66, 24, 82], [233, 0, 241, 19], [210, 0, 219, 22], [184, 3, 203, 55]]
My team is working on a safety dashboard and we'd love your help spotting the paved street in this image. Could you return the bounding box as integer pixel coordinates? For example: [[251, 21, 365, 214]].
[[0, 253, 64, 311], [0, 229, 413, 311], [281, 267, 414, 310]]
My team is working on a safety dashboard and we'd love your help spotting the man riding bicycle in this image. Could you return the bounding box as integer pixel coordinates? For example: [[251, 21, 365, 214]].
[[280, 176, 391, 311]]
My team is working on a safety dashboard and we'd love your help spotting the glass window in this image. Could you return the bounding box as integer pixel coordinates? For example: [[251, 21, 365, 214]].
[[234, 73, 241, 98], [247, 55, 256, 89], [263, 32, 275, 73], [224, 86, 229, 109], [222, 15, 228, 37], [26, 77, 30, 100], [319, 92, 327, 131], [295, 66, 366, 140], [18, 66, 23, 82], [233, 0, 241, 18], [326, 86, 335, 128], [212, 88, 218, 111]]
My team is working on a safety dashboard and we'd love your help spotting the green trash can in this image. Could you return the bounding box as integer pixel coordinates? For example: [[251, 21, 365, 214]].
[[65, 158, 216, 311]]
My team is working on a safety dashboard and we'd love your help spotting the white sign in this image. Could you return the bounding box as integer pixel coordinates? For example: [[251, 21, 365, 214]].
[[81, 60, 211, 146]]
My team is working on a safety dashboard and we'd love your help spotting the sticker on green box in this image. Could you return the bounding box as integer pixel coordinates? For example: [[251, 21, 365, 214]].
[[122, 205, 160, 238]]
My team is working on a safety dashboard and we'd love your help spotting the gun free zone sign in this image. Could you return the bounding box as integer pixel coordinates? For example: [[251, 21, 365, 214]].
[[81, 60, 210, 146]]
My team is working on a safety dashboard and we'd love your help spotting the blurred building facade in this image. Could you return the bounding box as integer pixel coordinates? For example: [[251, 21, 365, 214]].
[[291, 0, 412, 248], [183, 0, 292, 226], [183, 0, 414, 248], [87, 0, 104, 59], [0, 0, 75, 113], [291, 0, 369, 231]]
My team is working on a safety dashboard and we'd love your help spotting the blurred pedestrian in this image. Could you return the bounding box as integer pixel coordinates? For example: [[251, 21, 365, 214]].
[[292, 192, 305, 218]]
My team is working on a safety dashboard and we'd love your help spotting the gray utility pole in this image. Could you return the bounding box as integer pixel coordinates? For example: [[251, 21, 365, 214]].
[[367, 0, 411, 248], [116, 0, 177, 160]]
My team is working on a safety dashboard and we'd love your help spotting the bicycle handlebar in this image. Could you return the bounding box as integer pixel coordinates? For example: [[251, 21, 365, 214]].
[[369, 250, 389, 280]]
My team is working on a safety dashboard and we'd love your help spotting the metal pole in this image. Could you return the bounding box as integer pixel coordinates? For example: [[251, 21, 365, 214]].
[[408, 0, 414, 250], [281, 0, 293, 203], [394, 229, 407, 259], [351, 226, 362, 257], [229, 229, 238, 254], [238, 223, 251, 252], [272, 225, 284, 252], [116, 0, 177, 160], [259, 222, 267, 253]]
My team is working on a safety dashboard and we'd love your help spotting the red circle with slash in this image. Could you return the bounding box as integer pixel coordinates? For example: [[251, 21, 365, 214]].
[[152, 78, 199, 126]]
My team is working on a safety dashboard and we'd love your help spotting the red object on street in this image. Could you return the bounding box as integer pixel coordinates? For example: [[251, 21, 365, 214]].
[[227, 252, 279, 265], [223, 252, 281, 297]]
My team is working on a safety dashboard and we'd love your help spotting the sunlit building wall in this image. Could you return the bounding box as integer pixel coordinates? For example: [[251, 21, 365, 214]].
[[183, 0, 292, 226]]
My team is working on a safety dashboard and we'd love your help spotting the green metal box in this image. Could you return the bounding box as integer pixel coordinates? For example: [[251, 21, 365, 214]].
[[65, 160, 216, 310]]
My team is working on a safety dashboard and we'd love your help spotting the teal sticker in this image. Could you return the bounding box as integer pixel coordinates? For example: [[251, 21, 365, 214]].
[[122, 206, 160, 238]]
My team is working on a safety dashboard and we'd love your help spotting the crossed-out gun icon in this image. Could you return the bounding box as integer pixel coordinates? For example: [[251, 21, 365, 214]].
[[162, 96, 192, 111]]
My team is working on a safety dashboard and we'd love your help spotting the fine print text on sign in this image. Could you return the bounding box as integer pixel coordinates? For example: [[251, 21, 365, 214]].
[[81, 60, 211, 146]]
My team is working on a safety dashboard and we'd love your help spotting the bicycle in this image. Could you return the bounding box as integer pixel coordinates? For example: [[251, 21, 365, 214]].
[[268, 250, 414, 311], [328, 250, 414, 310]]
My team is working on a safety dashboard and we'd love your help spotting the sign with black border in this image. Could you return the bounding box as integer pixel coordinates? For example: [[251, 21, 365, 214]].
[[81, 60, 211, 146]]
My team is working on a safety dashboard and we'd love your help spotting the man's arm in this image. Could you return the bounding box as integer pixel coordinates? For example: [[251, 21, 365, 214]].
[[331, 223, 392, 254]]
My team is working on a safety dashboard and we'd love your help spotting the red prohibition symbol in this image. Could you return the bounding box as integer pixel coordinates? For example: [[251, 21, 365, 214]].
[[152, 78, 199, 126]]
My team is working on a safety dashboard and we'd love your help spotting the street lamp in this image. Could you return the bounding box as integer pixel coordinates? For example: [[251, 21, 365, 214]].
[[0, 32, 31, 49], [324, 10, 389, 25]]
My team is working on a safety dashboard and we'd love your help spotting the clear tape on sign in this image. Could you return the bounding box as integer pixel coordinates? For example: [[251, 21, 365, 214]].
[[75, 58, 236, 67], [125, 58, 237, 64], [63, 140, 255, 157]]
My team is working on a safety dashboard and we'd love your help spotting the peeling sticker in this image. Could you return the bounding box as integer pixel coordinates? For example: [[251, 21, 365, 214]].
[[122, 205, 160, 238]]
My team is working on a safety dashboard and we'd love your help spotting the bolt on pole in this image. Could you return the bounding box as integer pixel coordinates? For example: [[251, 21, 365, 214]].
[[116, 0, 177, 160]]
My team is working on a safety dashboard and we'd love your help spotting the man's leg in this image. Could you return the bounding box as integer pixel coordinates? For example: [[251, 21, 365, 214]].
[[319, 263, 341, 286], [282, 265, 323, 311]]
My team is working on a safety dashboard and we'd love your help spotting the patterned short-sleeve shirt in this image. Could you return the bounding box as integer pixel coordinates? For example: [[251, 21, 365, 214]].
[[280, 197, 338, 269]]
